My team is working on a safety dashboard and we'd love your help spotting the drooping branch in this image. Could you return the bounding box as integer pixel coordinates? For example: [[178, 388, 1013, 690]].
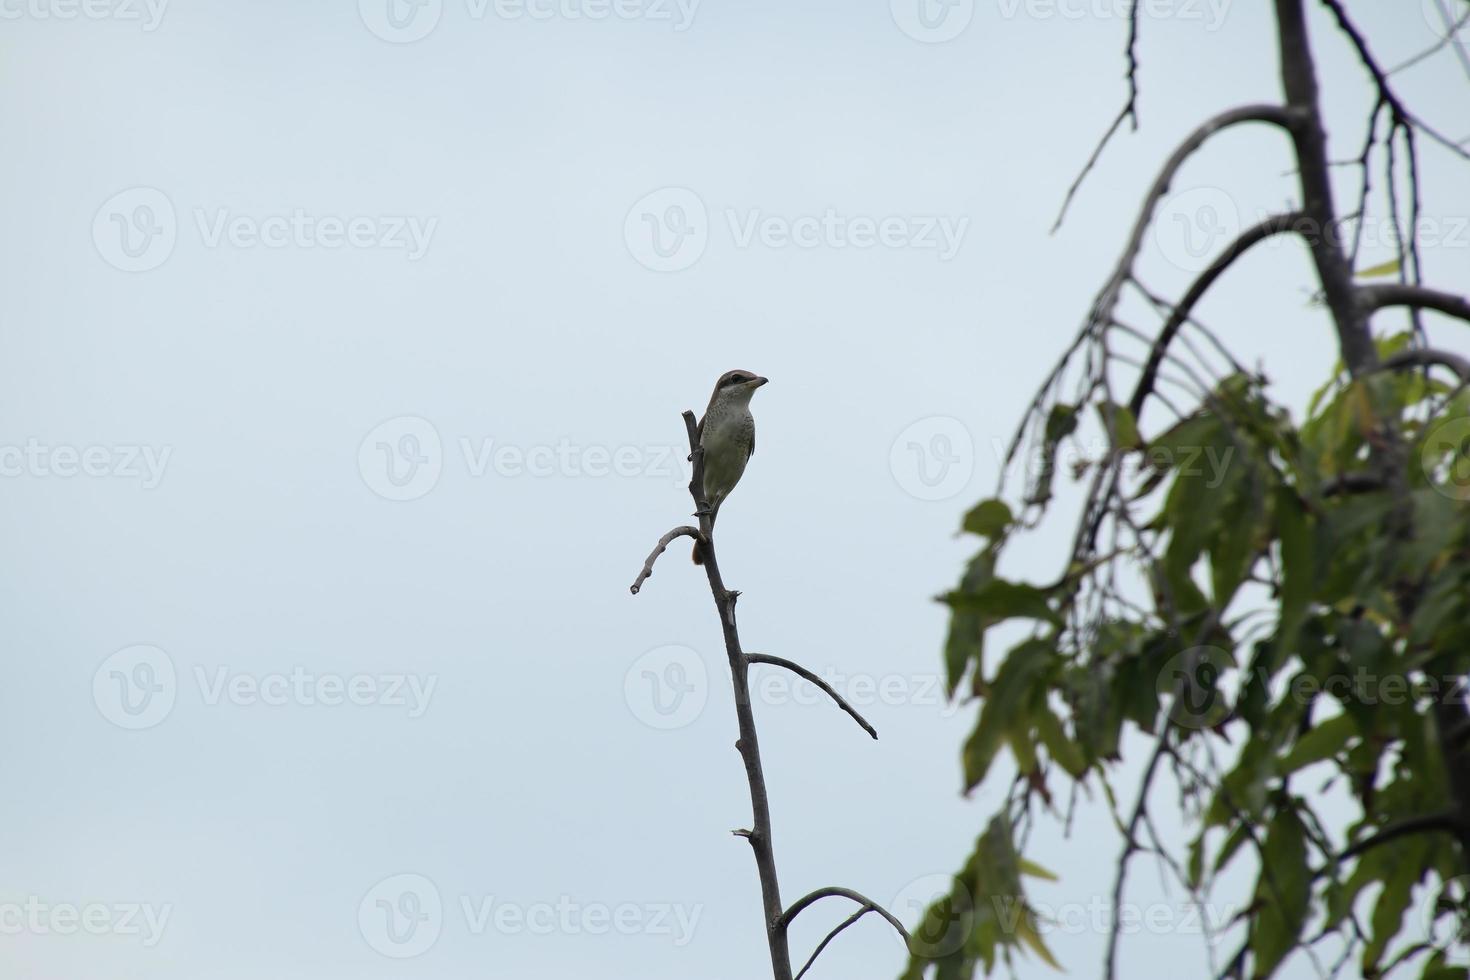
[[1125, 212, 1305, 421], [1339, 809, 1463, 861], [1379, 347, 1470, 384], [1361, 283, 1470, 326], [746, 653, 878, 739], [629, 525, 705, 595], [777, 886, 912, 946], [1088, 104, 1298, 338]]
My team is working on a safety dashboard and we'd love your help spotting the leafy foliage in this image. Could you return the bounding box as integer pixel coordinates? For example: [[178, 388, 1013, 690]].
[[907, 335, 1470, 978]]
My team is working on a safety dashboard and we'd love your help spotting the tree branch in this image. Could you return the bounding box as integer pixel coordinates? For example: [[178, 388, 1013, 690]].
[[1361, 283, 1470, 325], [1126, 212, 1305, 420], [1379, 347, 1470, 383], [1339, 809, 1462, 861], [1051, 0, 1142, 233], [792, 905, 879, 980], [776, 886, 911, 946], [1088, 104, 1298, 338], [630, 410, 794, 978], [746, 653, 879, 739], [629, 525, 705, 595]]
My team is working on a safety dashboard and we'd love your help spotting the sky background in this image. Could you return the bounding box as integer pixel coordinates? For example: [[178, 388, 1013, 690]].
[[2, 1, 1469, 978]]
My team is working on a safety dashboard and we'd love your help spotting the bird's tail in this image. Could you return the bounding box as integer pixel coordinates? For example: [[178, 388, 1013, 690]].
[[692, 501, 719, 564]]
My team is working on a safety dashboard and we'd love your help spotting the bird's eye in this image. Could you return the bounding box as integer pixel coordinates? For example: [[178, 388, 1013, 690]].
[[727, 374, 748, 385]]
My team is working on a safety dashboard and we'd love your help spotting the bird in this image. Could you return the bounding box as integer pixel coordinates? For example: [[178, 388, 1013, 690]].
[[692, 369, 768, 564]]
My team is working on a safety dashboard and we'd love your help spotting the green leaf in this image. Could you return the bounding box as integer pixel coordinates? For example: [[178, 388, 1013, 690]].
[[1278, 713, 1357, 775], [1095, 401, 1141, 451], [1036, 704, 1087, 778], [1362, 837, 1430, 973], [1355, 257, 1401, 278], [1250, 804, 1311, 978], [962, 499, 1014, 539], [1018, 857, 1059, 881], [1276, 486, 1317, 658], [963, 640, 1053, 791]]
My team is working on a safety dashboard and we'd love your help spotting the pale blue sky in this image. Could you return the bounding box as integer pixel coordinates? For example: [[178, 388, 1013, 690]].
[[1, 2, 1468, 978]]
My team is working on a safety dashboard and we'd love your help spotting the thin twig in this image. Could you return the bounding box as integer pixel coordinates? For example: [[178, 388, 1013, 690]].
[[793, 905, 877, 980], [629, 525, 705, 595], [746, 653, 879, 739]]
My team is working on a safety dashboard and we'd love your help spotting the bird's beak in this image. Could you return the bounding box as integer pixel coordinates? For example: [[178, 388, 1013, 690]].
[[753, 376, 769, 387]]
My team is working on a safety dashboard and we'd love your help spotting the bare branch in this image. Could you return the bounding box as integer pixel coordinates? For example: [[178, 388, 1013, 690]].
[[1125, 212, 1305, 420], [1339, 809, 1462, 861], [1379, 347, 1470, 383], [629, 525, 705, 595], [1361, 283, 1470, 325], [776, 886, 911, 946], [746, 653, 879, 739], [1317, 0, 1470, 161], [1051, 0, 1143, 233], [792, 905, 878, 980], [1089, 104, 1297, 346]]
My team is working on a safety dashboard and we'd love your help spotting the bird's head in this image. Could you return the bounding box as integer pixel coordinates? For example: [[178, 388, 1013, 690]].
[[713, 369, 768, 405]]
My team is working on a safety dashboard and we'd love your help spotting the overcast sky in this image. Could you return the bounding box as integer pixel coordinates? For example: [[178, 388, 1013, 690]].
[[2, 2, 1468, 978]]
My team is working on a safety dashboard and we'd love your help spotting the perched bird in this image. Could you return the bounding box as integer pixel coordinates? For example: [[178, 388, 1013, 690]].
[[693, 369, 768, 564]]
